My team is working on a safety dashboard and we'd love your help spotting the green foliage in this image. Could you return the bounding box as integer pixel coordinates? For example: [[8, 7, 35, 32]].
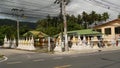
[[20, 25, 30, 37], [0, 11, 110, 45], [0, 54, 4, 58], [102, 12, 109, 21], [0, 25, 15, 45], [36, 11, 110, 36], [1, 25, 16, 39], [0, 19, 36, 29], [118, 14, 120, 19], [0, 19, 36, 45]]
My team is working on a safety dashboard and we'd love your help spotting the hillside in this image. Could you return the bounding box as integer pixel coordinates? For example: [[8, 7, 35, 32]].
[[0, 19, 37, 29]]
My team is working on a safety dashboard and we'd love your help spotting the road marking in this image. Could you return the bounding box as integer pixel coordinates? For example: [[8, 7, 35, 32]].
[[7, 61, 22, 64], [33, 59, 45, 62], [0, 56, 8, 63], [53, 57, 63, 60], [54, 64, 72, 68]]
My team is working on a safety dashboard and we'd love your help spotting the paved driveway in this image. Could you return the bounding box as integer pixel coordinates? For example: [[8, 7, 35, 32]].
[[0, 48, 35, 56]]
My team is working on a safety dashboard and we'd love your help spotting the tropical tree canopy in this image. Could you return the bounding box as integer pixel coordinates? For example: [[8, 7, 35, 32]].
[[118, 14, 120, 19], [36, 11, 109, 36]]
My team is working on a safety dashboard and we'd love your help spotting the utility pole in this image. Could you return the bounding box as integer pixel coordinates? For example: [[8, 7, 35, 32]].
[[61, 0, 68, 51], [11, 8, 24, 46], [54, 0, 69, 51]]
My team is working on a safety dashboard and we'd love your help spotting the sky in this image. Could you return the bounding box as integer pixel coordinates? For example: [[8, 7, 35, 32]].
[[0, 0, 120, 22], [67, 0, 120, 20]]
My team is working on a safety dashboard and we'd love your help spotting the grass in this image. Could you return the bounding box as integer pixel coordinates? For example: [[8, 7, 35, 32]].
[[0, 54, 4, 58]]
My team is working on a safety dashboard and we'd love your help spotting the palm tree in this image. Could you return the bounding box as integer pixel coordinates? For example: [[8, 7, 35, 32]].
[[89, 11, 100, 27], [102, 12, 109, 21], [82, 11, 89, 28], [98, 14, 102, 22], [77, 14, 82, 25], [118, 14, 120, 18], [90, 11, 98, 22], [46, 14, 51, 27]]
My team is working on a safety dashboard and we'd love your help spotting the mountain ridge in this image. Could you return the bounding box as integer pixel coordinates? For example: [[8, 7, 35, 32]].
[[0, 19, 37, 29]]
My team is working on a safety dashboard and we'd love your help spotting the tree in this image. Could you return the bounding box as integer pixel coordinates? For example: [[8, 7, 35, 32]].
[[82, 11, 89, 28], [102, 12, 109, 21], [90, 11, 98, 23], [20, 25, 30, 37], [36, 11, 110, 37], [118, 14, 120, 19], [98, 14, 102, 22], [46, 14, 51, 27], [1, 25, 16, 39], [0, 25, 16, 45], [77, 14, 82, 25]]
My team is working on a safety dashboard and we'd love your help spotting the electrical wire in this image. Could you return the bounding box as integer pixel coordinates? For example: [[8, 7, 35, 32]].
[[1, 0, 55, 9], [0, 0, 60, 18], [85, 0, 120, 12], [0, 3, 59, 13]]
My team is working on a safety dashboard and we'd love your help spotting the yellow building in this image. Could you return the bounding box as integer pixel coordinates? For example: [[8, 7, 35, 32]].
[[93, 19, 120, 46]]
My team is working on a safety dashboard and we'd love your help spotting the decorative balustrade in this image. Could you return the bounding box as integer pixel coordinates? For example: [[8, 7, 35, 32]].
[[3, 36, 36, 50]]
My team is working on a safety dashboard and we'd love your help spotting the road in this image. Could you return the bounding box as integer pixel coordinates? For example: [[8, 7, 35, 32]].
[[0, 49, 120, 68]]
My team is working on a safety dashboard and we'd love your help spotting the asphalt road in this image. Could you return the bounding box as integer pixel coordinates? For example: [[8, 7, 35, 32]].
[[0, 49, 120, 68]]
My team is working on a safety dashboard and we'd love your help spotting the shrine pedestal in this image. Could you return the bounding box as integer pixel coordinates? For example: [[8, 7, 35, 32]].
[[54, 45, 62, 52]]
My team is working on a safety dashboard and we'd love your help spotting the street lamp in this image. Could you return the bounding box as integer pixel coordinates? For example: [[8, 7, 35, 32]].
[[11, 8, 24, 46]]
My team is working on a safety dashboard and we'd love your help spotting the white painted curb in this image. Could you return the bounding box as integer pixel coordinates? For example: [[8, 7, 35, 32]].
[[0, 56, 8, 62]]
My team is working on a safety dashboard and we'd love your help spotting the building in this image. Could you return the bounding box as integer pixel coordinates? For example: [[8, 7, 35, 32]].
[[93, 19, 120, 46]]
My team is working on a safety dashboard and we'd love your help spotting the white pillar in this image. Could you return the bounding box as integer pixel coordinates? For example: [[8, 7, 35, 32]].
[[3, 35, 8, 47], [11, 38, 16, 48], [48, 37, 51, 51]]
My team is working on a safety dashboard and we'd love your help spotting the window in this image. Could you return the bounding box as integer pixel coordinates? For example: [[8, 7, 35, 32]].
[[115, 27, 120, 34], [96, 29, 101, 32], [105, 28, 111, 35]]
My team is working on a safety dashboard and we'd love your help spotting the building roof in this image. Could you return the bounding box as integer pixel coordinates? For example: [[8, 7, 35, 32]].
[[68, 29, 101, 36], [23, 30, 48, 38], [54, 29, 102, 37], [93, 19, 120, 28]]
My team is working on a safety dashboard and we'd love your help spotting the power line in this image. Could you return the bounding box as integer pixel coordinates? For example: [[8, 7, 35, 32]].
[[85, 0, 120, 12], [0, 3, 58, 13], [0, 4, 59, 18], [0, 0, 60, 18], [94, 0, 120, 11], [1, 0, 54, 9], [100, 0, 120, 12], [101, 0, 120, 7], [0, 0, 58, 11]]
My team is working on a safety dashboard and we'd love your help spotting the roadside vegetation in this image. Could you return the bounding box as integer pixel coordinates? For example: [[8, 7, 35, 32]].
[[36, 11, 110, 36], [0, 54, 4, 58], [0, 11, 120, 45]]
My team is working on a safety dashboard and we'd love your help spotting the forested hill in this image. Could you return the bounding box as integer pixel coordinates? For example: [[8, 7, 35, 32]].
[[0, 19, 37, 29]]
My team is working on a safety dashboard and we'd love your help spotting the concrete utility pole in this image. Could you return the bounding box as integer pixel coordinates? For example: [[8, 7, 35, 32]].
[[61, 0, 68, 51], [11, 8, 24, 46]]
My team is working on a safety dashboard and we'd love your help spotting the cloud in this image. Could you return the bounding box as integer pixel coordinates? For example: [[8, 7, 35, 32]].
[[67, 0, 119, 20], [0, 0, 120, 21]]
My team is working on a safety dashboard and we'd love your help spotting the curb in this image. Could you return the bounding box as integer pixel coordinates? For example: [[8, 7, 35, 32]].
[[0, 56, 8, 63], [54, 47, 120, 55]]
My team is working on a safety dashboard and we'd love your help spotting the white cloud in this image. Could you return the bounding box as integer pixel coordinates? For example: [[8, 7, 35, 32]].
[[66, 0, 120, 20], [0, 0, 120, 21]]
